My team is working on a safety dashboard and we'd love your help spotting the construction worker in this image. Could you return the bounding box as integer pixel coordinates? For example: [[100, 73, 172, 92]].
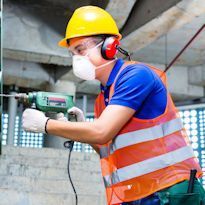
[[22, 6, 205, 205]]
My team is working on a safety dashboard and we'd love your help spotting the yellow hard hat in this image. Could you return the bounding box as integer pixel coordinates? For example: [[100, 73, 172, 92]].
[[58, 6, 122, 48]]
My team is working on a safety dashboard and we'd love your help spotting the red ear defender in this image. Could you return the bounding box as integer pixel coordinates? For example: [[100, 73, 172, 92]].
[[101, 37, 120, 60]]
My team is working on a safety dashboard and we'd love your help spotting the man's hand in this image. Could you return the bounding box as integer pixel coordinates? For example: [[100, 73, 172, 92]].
[[56, 107, 86, 122], [22, 108, 49, 133], [56, 113, 68, 122], [68, 107, 85, 122], [68, 107, 99, 154]]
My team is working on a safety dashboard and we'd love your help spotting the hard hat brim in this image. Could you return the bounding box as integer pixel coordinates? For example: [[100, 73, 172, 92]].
[[58, 38, 68, 48]]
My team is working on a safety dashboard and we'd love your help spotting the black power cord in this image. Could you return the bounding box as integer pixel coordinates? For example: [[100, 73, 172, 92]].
[[64, 114, 79, 205], [64, 140, 78, 205], [116, 45, 132, 61]]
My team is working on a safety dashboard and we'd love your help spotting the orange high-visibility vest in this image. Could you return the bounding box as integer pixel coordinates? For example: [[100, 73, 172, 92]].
[[94, 61, 203, 205]]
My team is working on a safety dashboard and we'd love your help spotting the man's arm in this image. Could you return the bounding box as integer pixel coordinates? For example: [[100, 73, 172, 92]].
[[46, 105, 135, 145], [67, 107, 100, 154], [89, 144, 100, 155]]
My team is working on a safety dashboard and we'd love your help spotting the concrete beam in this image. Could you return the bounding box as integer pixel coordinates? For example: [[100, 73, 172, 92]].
[[3, 58, 100, 95], [4, 49, 72, 66], [121, 0, 180, 36], [3, 3, 72, 66], [121, 0, 205, 52], [3, 58, 53, 89], [106, 0, 136, 29], [3, 58, 71, 83]]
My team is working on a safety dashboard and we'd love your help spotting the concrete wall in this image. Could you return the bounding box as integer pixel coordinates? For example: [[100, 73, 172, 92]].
[[0, 145, 106, 205]]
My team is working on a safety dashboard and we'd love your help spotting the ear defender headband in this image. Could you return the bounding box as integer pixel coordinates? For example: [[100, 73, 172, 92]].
[[101, 36, 131, 60]]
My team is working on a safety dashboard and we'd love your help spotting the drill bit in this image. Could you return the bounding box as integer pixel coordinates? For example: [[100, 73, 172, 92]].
[[0, 94, 17, 98], [0, 93, 30, 105]]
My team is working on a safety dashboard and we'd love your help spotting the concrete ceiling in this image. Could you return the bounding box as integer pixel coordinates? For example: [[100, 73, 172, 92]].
[[132, 13, 205, 67], [2, 0, 205, 101]]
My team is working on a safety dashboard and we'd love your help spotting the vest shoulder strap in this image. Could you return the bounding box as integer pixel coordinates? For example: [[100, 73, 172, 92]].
[[109, 61, 137, 99]]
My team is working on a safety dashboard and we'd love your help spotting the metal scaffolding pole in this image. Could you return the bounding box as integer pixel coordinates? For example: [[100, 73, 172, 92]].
[[7, 90, 18, 145]]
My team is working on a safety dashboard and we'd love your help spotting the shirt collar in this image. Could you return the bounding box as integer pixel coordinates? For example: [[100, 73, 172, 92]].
[[100, 58, 124, 91]]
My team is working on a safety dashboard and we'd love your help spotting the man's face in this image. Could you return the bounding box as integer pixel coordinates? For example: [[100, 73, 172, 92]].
[[68, 37, 101, 55], [68, 36, 108, 67]]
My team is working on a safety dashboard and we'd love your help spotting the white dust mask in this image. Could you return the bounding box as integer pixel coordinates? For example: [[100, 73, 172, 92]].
[[72, 55, 96, 80], [72, 42, 116, 80]]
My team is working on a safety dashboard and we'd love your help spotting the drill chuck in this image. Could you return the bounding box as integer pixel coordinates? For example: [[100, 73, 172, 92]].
[[15, 93, 31, 105]]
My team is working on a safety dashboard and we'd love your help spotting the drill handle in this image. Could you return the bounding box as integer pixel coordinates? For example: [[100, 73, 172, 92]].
[[68, 113, 78, 122]]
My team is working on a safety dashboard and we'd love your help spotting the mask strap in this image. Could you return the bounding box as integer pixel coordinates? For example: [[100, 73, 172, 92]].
[[85, 41, 103, 57], [96, 58, 117, 69]]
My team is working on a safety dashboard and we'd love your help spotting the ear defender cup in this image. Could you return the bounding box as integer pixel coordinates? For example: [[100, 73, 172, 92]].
[[101, 37, 120, 60]]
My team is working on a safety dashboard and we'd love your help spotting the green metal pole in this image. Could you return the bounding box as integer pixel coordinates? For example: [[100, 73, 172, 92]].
[[0, 70, 2, 155]]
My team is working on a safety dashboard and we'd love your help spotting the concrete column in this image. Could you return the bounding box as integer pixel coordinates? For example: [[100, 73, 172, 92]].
[[44, 80, 76, 149], [81, 95, 88, 152], [7, 86, 18, 145], [82, 95, 87, 117]]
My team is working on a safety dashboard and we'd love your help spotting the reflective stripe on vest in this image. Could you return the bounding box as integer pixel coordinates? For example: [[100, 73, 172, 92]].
[[103, 145, 194, 187], [99, 117, 183, 159]]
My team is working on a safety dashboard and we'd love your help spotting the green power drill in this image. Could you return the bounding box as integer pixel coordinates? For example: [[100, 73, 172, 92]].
[[15, 91, 74, 113]]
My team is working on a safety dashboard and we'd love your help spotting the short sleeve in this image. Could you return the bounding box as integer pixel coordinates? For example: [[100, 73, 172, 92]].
[[109, 64, 156, 111]]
